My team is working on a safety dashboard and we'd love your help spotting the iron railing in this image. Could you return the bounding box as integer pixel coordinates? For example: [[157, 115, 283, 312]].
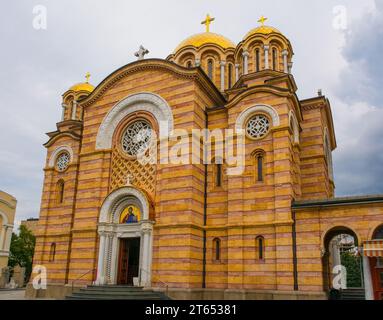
[[71, 269, 96, 291], [139, 268, 169, 296]]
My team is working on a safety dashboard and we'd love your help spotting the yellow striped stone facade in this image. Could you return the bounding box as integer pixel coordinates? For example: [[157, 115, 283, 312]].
[[26, 22, 383, 300]]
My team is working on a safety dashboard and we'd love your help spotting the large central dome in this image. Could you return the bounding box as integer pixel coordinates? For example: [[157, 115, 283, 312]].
[[174, 32, 235, 53]]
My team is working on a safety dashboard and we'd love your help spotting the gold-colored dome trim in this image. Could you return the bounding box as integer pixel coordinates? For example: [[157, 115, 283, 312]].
[[68, 82, 95, 92], [174, 32, 235, 53], [243, 25, 282, 40], [67, 72, 95, 93]]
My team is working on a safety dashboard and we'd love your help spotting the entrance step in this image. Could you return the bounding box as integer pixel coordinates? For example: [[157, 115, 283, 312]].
[[66, 285, 171, 300], [339, 288, 366, 300]]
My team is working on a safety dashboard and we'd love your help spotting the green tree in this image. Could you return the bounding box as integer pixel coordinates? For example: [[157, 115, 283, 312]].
[[341, 251, 362, 288], [8, 225, 36, 281]]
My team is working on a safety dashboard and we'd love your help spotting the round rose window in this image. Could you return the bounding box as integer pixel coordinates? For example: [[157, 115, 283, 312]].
[[56, 152, 70, 171], [246, 115, 270, 139], [121, 120, 153, 156]]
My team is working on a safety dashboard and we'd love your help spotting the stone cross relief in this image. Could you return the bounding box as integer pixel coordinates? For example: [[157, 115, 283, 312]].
[[134, 45, 149, 60], [126, 174, 134, 186]]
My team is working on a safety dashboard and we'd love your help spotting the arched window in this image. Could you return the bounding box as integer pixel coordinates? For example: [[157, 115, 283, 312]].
[[213, 238, 221, 261], [373, 225, 383, 240], [49, 243, 56, 262], [256, 236, 265, 260], [57, 180, 65, 204], [255, 49, 260, 72], [216, 164, 222, 187], [228, 63, 233, 89], [253, 151, 265, 182], [272, 48, 277, 71], [207, 59, 214, 80], [187, 61, 193, 69]]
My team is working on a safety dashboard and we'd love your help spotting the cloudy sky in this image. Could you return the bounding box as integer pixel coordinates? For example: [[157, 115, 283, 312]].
[[0, 0, 382, 226]]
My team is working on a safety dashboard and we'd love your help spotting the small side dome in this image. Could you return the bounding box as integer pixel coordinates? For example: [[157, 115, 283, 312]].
[[243, 16, 285, 41], [69, 82, 94, 92], [174, 32, 235, 53], [67, 72, 94, 93], [243, 25, 282, 40]]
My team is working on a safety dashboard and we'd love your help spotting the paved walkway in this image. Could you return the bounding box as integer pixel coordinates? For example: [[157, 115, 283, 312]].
[[0, 289, 26, 300]]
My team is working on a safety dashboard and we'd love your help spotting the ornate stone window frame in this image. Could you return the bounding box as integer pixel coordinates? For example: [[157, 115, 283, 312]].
[[113, 112, 159, 161], [48, 145, 74, 169], [120, 119, 153, 157], [95, 92, 174, 150], [235, 104, 280, 139], [55, 151, 71, 172], [244, 113, 272, 140]]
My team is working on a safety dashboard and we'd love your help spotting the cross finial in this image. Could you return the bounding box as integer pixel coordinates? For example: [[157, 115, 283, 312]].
[[85, 72, 91, 83], [135, 45, 149, 60], [201, 14, 215, 33], [258, 15, 268, 26]]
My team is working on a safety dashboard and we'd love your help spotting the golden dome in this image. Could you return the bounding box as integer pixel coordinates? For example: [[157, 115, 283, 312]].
[[243, 25, 282, 40], [68, 82, 95, 92], [68, 73, 94, 93], [174, 32, 235, 53]]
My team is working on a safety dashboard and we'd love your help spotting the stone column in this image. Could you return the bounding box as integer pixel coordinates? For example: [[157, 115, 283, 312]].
[[141, 232, 150, 287], [363, 255, 374, 300], [195, 58, 201, 67], [220, 61, 226, 91], [242, 51, 249, 75], [140, 224, 152, 287], [235, 64, 240, 82], [3, 226, 12, 252], [264, 45, 270, 69], [288, 62, 293, 74], [282, 50, 289, 73], [61, 103, 67, 121], [105, 233, 113, 284], [0, 227, 5, 250], [110, 235, 118, 284], [95, 232, 106, 285], [71, 101, 78, 120]]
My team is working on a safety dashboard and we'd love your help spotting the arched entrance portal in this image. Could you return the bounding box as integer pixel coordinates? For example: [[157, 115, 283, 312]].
[[322, 226, 362, 293], [95, 187, 154, 287]]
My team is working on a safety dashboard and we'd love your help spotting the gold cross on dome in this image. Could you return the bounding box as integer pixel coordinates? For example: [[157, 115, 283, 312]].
[[258, 15, 268, 26], [201, 14, 215, 32], [85, 72, 91, 83]]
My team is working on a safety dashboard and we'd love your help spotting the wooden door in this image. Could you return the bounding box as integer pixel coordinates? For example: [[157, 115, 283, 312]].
[[117, 238, 140, 285], [371, 257, 383, 300], [117, 239, 129, 285]]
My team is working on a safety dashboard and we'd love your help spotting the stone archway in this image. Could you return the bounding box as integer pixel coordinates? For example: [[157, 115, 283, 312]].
[[321, 226, 361, 292], [95, 187, 154, 287]]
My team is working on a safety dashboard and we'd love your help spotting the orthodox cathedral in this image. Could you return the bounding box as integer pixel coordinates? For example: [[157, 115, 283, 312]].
[[27, 16, 383, 300]]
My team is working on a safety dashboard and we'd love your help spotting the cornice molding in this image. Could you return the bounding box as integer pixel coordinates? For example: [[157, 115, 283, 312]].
[[79, 59, 226, 109], [0, 199, 16, 210], [44, 132, 81, 148], [226, 84, 300, 110]]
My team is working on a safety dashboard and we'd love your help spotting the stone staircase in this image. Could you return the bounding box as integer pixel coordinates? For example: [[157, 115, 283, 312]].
[[339, 288, 366, 300], [66, 285, 171, 300]]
